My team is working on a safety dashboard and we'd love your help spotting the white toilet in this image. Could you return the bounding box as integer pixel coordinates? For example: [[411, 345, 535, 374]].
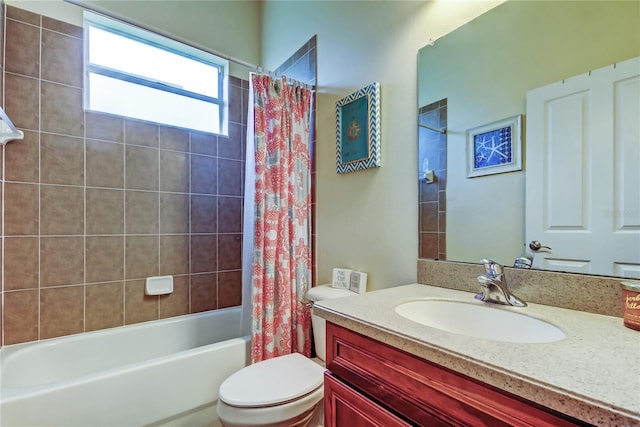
[[217, 285, 353, 427]]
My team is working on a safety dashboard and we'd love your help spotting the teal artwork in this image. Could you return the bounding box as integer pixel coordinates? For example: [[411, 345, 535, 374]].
[[335, 82, 381, 174], [340, 96, 369, 163]]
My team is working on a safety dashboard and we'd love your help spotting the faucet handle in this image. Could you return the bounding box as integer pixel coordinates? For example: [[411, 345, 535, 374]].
[[480, 259, 503, 277], [514, 256, 532, 269]]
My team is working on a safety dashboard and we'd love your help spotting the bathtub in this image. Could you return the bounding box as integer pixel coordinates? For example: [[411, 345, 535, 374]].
[[0, 308, 250, 426]]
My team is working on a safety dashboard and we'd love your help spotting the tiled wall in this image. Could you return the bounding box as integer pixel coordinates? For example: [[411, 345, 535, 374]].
[[1, 5, 247, 345], [418, 99, 447, 260]]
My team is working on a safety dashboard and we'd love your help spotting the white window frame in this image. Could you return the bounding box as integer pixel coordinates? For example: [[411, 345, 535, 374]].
[[83, 11, 229, 135]]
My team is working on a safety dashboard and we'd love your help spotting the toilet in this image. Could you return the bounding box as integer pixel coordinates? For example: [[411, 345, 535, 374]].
[[217, 285, 353, 427]]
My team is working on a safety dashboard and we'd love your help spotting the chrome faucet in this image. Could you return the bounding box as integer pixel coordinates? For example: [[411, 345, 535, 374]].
[[475, 259, 527, 307]]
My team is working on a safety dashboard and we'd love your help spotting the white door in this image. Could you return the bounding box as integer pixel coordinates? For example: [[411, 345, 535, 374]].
[[526, 56, 640, 278]]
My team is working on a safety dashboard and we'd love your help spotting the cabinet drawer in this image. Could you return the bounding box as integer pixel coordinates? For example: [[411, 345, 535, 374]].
[[326, 322, 588, 427], [324, 372, 411, 427]]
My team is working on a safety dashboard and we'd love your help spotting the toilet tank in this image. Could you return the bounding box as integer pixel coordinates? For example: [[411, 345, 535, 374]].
[[305, 285, 354, 361]]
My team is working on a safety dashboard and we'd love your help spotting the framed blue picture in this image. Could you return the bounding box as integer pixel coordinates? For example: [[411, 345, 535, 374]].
[[335, 82, 381, 174], [466, 115, 522, 178]]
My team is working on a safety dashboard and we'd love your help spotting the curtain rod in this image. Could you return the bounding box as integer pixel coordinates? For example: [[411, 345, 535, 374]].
[[418, 122, 447, 134], [64, 0, 258, 72]]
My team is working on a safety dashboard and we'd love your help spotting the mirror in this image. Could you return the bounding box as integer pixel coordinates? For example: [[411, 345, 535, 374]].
[[417, 0, 640, 278]]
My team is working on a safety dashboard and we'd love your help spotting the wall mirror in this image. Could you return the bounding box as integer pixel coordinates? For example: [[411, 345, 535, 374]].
[[417, 0, 640, 279]]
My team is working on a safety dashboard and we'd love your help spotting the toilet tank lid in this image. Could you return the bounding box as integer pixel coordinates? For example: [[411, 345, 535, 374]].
[[306, 284, 354, 302], [219, 353, 325, 407]]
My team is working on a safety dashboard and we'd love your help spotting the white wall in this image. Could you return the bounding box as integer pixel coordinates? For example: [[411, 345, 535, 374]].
[[261, 1, 501, 290]]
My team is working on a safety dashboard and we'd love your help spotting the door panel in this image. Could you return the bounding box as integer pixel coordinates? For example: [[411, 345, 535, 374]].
[[526, 57, 640, 277]]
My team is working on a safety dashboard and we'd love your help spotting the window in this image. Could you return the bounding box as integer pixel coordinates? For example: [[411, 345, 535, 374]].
[[84, 12, 228, 135]]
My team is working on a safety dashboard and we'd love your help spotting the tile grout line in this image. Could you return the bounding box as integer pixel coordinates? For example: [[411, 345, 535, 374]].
[[37, 13, 42, 341]]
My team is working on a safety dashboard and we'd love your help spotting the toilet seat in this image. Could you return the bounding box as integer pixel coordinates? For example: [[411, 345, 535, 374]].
[[217, 353, 326, 426], [219, 353, 325, 407]]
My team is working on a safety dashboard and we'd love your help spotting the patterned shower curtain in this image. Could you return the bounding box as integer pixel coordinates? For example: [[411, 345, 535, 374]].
[[250, 74, 313, 363]]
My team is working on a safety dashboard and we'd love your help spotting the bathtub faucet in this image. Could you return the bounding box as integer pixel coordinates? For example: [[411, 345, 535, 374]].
[[475, 259, 527, 307]]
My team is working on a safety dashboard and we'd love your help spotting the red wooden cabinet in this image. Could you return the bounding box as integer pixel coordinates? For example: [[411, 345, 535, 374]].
[[324, 322, 590, 427]]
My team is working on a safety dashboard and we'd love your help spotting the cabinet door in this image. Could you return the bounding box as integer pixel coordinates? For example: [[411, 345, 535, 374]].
[[324, 373, 411, 427]]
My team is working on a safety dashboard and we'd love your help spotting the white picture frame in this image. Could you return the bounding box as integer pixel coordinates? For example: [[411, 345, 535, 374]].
[[466, 115, 522, 178]]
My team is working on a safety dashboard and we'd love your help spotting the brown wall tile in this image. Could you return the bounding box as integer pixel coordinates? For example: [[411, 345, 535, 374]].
[[190, 131, 217, 156], [86, 236, 124, 283], [160, 275, 190, 318], [42, 16, 82, 37], [160, 150, 190, 193], [4, 73, 39, 131], [86, 139, 124, 188], [40, 286, 84, 339], [219, 123, 243, 160], [218, 270, 242, 308], [125, 120, 158, 148], [40, 236, 84, 287], [4, 130, 39, 183], [420, 202, 438, 232], [86, 282, 124, 331], [218, 234, 242, 271], [190, 154, 217, 195], [4, 290, 39, 344], [7, 6, 40, 26], [5, 18, 40, 78], [420, 232, 439, 260], [4, 182, 39, 236], [86, 188, 124, 235], [125, 280, 158, 324], [40, 133, 84, 185], [191, 195, 217, 233], [41, 81, 83, 136], [125, 145, 159, 191], [125, 190, 159, 234], [160, 126, 189, 152], [190, 235, 217, 273], [4, 237, 39, 291], [191, 273, 217, 313], [160, 235, 189, 276], [86, 112, 124, 143], [125, 236, 159, 280], [160, 193, 189, 234], [40, 185, 84, 235], [41, 29, 82, 87], [218, 196, 242, 233], [218, 159, 243, 196]]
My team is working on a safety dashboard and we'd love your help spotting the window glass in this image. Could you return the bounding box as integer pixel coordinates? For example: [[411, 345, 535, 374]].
[[84, 12, 227, 135]]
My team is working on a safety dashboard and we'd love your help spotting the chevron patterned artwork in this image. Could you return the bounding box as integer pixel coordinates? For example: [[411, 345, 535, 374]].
[[335, 82, 381, 174]]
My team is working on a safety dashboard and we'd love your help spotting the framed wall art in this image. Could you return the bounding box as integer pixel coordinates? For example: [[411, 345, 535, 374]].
[[466, 115, 522, 178], [335, 82, 381, 174]]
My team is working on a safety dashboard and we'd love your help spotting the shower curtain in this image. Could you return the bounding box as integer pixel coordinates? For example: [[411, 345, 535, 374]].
[[249, 74, 313, 363]]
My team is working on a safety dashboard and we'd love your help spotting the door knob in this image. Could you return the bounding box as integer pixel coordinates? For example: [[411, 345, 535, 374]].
[[529, 240, 552, 251]]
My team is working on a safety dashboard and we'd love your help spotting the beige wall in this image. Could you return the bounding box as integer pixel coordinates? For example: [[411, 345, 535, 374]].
[[261, 1, 502, 290], [418, 1, 640, 266], [5, 0, 262, 78]]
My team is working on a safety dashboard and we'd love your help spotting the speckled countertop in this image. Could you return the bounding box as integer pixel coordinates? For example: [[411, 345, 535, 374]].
[[314, 284, 640, 426]]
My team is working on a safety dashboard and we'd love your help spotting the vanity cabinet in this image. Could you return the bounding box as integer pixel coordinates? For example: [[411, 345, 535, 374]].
[[324, 322, 590, 427]]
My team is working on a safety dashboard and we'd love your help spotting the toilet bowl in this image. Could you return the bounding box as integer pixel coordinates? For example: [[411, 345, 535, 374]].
[[217, 285, 353, 427]]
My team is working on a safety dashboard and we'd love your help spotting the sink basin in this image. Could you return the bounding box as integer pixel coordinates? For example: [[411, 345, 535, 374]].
[[395, 299, 565, 343]]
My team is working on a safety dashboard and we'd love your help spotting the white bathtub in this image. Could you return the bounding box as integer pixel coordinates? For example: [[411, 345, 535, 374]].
[[0, 308, 250, 426]]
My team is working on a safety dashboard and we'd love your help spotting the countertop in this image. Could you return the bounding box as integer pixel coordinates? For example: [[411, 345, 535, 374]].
[[314, 283, 640, 426]]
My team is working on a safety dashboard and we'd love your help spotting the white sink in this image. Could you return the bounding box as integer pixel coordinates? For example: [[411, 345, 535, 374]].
[[395, 299, 565, 343]]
